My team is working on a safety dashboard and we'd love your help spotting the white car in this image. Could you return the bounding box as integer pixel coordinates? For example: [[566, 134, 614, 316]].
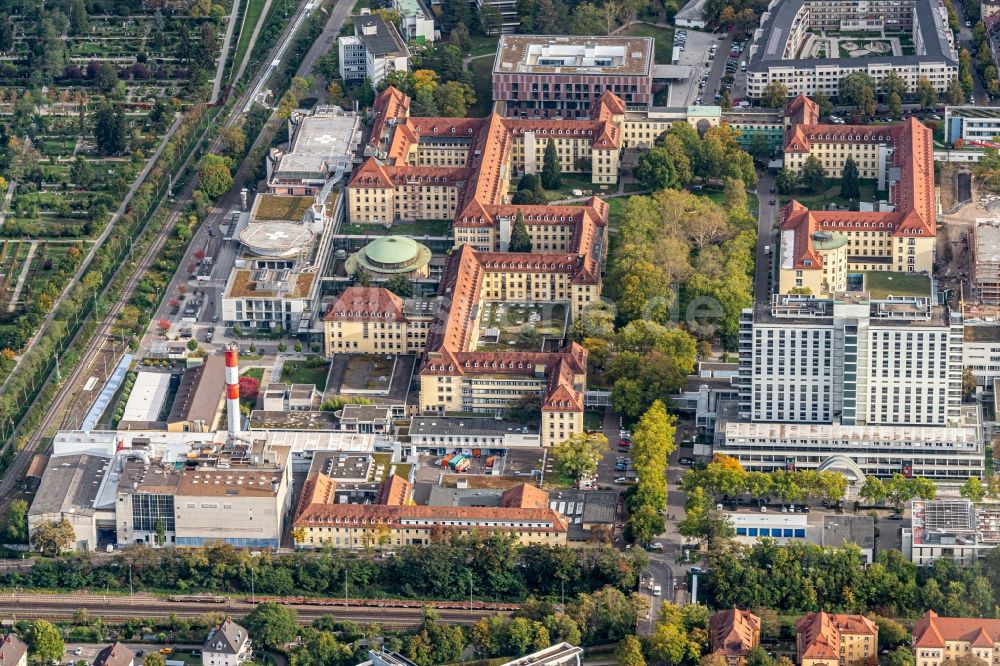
[[614, 476, 628, 483]]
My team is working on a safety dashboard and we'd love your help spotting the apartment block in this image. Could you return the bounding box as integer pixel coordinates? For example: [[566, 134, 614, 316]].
[[796, 612, 878, 666], [971, 218, 1000, 304], [963, 325, 1000, 386], [492, 36, 655, 117], [746, 0, 957, 99], [338, 15, 409, 86], [913, 612, 1000, 666]]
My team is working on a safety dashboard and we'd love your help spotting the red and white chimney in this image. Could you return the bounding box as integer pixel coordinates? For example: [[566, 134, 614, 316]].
[[224, 343, 241, 437]]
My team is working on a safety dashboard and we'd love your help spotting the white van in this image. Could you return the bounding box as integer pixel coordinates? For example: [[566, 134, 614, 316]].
[[739, 60, 747, 72], [653, 585, 662, 596]]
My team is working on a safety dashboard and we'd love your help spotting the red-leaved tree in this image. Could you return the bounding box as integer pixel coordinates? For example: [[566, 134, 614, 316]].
[[238, 375, 260, 401]]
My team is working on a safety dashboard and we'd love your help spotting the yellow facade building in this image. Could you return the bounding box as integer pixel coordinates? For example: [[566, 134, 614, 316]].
[[913, 612, 1000, 666], [323, 286, 433, 356], [778, 96, 937, 297], [796, 612, 878, 666]]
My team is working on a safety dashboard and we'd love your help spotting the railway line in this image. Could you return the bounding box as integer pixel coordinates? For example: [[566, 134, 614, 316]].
[[0, 0, 315, 502], [0, 593, 509, 628]]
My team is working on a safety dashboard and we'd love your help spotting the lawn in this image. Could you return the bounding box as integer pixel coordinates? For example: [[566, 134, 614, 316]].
[[340, 219, 452, 236], [584, 410, 604, 432], [781, 181, 880, 210], [862, 271, 931, 299], [542, 174, 601, 201], [241, 367, 264, 380], [468, 56, 495, 119], [622, 23, 674, 63], [280, 360, 331, 390], [468, 35, 501, 58], [233, 0, 269, 72]]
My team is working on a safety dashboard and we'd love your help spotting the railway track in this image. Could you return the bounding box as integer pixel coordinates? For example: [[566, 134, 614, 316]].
[[0, 593, 504, 628], [0, 0, 315, 500]]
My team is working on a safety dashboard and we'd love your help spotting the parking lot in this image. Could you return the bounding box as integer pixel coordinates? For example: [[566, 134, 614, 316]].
[[668, 29, 724, 106]]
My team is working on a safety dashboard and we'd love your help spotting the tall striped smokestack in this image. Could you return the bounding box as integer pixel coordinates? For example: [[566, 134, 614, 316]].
[[225, 343, 241, 437]]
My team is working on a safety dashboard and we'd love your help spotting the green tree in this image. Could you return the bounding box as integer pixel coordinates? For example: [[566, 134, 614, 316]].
[[719, 89, 732, 109], [6, 499, 28, 543], [30, 519, 75, 556], [220, 126, 246, 159], [70, 155, 93, 189], [153, 518, 166, 546], [841, 156, 860, 200], [761, 81, 788, 108], [385, 274, 414, 297], [812, 91, 833, 116], [960, 477, 986, 503], [635, 144, 687, 191], [93, 100, 127, 156], [435, 81, 476, 117], [551, 432, 609, 481], [888, 91, 902, 118], [143, 653, 166, 666], [873, 616, 910, 650], [799, 154, 826, 193], [570, 3, 607, 34], [243, 602, 298, 649], [916, 76, 938, 110], [0, 14, 13, 52], [948, 76, 965, 105], [26, 620, 63, 664], [880, 71, 906, 100], [857, 86, 877, 116], [509, 212, 532, 252], [839, 72, 876, 111], [625, 504, 665, 545], [198, 155, 234, 199], [542, 140, 562, 189], [478, 3, 503, 35], [411, 87, 439, 116], [617, 636, 646, 666], [882, 647, 915, 666], [775, 167, 797, 194]]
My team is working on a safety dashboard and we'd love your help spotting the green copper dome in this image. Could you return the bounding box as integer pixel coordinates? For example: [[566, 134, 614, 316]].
[[345, 235, 433, 277]]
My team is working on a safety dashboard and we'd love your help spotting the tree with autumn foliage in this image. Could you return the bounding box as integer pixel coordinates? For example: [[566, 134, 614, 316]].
[[239, 375, 260, 401]]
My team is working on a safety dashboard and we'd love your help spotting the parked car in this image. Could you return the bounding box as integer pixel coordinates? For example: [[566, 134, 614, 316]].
[[690, 566, 705, 574], [888, 513, 904, 520], [679, 457, 695, 465], [614, 477, 628, 483]]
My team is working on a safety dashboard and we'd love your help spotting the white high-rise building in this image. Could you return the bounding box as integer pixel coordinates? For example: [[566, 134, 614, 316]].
[[714, 293, 983, 481], [737, 294, 963, 427]]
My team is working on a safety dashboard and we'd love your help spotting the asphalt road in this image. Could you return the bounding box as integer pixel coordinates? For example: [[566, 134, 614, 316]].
[[754, 170, 778, 304]]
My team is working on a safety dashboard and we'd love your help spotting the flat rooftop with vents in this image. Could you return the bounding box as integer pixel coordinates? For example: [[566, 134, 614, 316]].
[[494, 35, 653, 76]]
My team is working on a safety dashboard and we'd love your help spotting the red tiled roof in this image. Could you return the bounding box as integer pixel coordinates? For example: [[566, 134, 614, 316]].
[[378, 474, 413, 506], [780, 114, 935, 270], [294, 501, 569, 532], [914, 611, 1000, 650], [324, 286, 406, 322], [797, 612, 877, 661], [500, 483, 549, 509], [711, 608, 760, 658]]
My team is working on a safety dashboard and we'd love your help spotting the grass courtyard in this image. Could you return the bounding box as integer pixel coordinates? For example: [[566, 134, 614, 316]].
[[280, 360, 331, 390], [477, 302, 568, 351], [861, 271, 932, 300]]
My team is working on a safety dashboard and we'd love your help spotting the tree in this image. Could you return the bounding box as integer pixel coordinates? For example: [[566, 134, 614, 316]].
[[551, 432, 609, 481], [916, 76, 938, 110], [761, 81, 788, 108], [6, 499, 28, 542], [220, 126, 246, 159], [326, 81, 345, 106], [509, 213, 532, 252], [478, 3, 503, 34], [26, 620, 63, 664], [143, 653, 166, 666], [880, 71, 906, 100], [839, 72, 876, 110], [888, 91, 902, 118], [506, 393, 542, 423], [94, 62, 119, 93], [385, 274, 413, 297], [30, 519, 75, 556], [542, 140, 562, 189], [962, 367, 977, 398], [882, 647, 915, 666], [244, 602, 298, 649], [635, 144, 687, 191], [570, 3, 607, 34], [973, 147, 1000, 192], [617, 636, 646, 666], [873, 616, 910, 651], [153, 519, 166, 546], [435, 81, 476, 117], [0, 14, 13, 52], [860, 477, 887, 505], [93, 100, 127, 156], [775, 167, 796, 194], [948, 76, 965, 106], [411, 88, 439, 116], [719, 89, 732, 109], [198, 155, 234, 199], [799, 155, 826, 193], [625, 504, 665, 545], [70, 155, 93, 189], [812, 91, 833, 116], [186, 339, 199, 352], [960, 477, 986, 503], [841, 156, 860, 200]]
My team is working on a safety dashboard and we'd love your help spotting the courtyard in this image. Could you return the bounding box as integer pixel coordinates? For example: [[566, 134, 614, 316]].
[[477, 302, 567, 351]]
